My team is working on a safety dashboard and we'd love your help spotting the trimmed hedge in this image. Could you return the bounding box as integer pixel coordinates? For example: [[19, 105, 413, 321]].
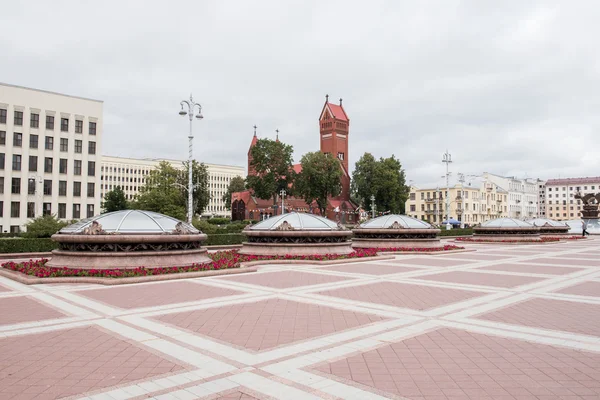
[[204, 234, 245, 246], [0, 238, 57, 253], [439, 228, 473, 237]]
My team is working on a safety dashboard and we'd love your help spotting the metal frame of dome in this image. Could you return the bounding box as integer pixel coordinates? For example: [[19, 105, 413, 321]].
[[352, 214, 442, 249], [239, 212, 353, 256], [59, 210, 199, 234], [47, 210, 209, 270], [526, 218, 570, 235], [480, 218, 534, 228], [527, 218, 567, 228]]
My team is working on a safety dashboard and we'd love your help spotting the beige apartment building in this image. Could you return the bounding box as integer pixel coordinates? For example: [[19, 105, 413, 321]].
[[0, 83, 103, 232], [100, 156, 244, 217], [544, 177, 600, 220], [405, 180, 508, 226]]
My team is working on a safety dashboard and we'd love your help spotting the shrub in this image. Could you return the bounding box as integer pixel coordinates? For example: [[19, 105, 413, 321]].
[[23, 215, 69, 238], [439, 228, 473, 237], [204, 234, 245, 246], [0, 238, 57, 253], [206, 217, 231, 225]]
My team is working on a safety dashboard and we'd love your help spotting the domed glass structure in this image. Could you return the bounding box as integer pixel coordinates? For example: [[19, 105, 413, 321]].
[[239, 212, 353, 256], [527, 218, 567, 228], [480, 218, 533, 228], [248, 213, 338, 231], [352, 214, 441, 249], [473, 217, 541, 242], [358, 215, 434, 229], [59, 210, 199, 234]]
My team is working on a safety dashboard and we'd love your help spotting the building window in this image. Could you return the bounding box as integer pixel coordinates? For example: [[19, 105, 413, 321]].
[[0, 153, 4, 169], [27, 202, 35, 218], [30, 134, 38, 149], [0, 177, 3, 193], [0, 131, 5, 144], [43, 203, 51, 216], [73, 204, 81, 219], [75, 120, 83, 133], [44, 157, 53, 173], [58, 180, 67, 196], [58, 203, 66, 218], [0, 108, 6, 123], [88, 161, 95, 176], [11, 178, 20, 194], [88, 141, 96, 154], [60, 138, 68, 152], [59, 158, 67, 174], [12, 154, 21, 171], [28, 179, 35, 195], [43, 180, 52, 195], [61, 118, 69, 132], [87, 182, 95, 198], [13, 132, 22, 147], [74, 139, 82, 153], [30, 113, 39, 128], [11, 202, 20, 218], [28, 155, 37, 171], [73, 181, 81, 196], [45, 136, 54, 150], [14, 111, 23, 126], [87, 204, 94, 218], [46, 115, 54, 130], [89, 121, 96, 135], [73, 160, 82, 175]]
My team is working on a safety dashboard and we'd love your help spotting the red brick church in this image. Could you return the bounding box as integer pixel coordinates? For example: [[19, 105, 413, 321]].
[[231, 95, 357, 223]]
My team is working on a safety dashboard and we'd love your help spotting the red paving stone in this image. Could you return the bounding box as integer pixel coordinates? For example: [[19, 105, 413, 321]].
[[0, 284, 11, 292], [557, 281, 600, 297], [417, 270, 544, 288], [153, 298, 385, 352], [394, 257, 477, 267], [215, 391, 259, 399], [479, 263, 583, 275], [316, 282, 483, 310], [478, 297, 600, 337], [78, 281, 244, 309], [0, 325, 184, 399], [442, 253, 512, 261], [314, 327, 600, 400], [216, 270, 354, 288], [0, 296, 66, 325], [321, 263, 420, 276]]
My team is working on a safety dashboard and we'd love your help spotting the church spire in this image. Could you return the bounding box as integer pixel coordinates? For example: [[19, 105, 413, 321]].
[[253, 124, 257, 137], [275, 129, 279, 142]]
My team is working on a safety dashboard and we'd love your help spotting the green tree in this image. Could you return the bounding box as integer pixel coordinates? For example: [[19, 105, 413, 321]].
[[181, 160, 210, 216], [24, 214, 69, 238], [296, 152, 342, 216], [246, 138, 296, 206], [351, 153, 409, 214], [101, 186, 129, 213], [222, 176, 246, 210]]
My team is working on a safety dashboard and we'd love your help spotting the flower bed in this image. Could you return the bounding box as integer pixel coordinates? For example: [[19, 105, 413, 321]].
[[455, 237, 560, 243], [358, 244, 465, 252], [1, 249, 378, 279]]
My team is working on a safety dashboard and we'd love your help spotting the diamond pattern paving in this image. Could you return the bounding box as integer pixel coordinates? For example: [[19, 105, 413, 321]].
[[0, 296, 66, 326], [394, 257, 477, 267], [0, 326, 184, 399], [314, 328, 600, 399], [479, 263, 583, 275], [78, 281, 244, 309], [215, 391, 259, 399], [526, 257, 595, 266], [321, 263, 420, 276], [417, 270, 544, 288], [215, 270, 354, 288], [557, 281, 600, 297], [316, 282, 483, 310], [478, 297, 600, 337], [153, 298, 385, 351]]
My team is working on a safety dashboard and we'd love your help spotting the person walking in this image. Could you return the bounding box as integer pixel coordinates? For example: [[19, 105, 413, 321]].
[[582, 220, 589, 237]]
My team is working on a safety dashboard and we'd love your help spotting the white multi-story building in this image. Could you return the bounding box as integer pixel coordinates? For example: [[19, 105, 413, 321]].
[[100, 156, 244, 217], [483, 172, 540, 219], [0, 83, 103, 232], [538, 180, 547, 217], [544, 177, 600, 221]]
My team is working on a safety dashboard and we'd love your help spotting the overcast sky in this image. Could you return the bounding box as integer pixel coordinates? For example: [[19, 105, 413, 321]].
[[1, 1, 599, 188]]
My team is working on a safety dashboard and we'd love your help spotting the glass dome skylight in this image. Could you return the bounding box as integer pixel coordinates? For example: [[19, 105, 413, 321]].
[[480, 218, 534, 228], [59, 210, 199, 234], [247, 212, 339, 231], [358, 214, 434, 229], [527, 218, 568, 227]]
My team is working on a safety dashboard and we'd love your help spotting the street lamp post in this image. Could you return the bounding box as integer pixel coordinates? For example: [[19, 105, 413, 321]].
[[442, 150, 452, 230], [179, 94, 203, 224], [280, 189, 286, 215], [370, 195, 376, 218]]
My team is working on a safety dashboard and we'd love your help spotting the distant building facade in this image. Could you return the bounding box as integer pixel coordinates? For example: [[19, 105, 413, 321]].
[[0, 83, 103, 232], [483, 173, 540, 219], [543, 177, 600, 220], [100, 156, 244, 217]]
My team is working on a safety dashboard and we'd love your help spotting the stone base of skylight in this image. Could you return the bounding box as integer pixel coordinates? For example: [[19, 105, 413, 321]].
[[351, 238, 441, 249], [471, 234, 542, 242], [238, 242, 354, 256]]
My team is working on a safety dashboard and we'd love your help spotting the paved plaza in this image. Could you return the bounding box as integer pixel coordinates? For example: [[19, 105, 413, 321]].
[[1, 239, 600, 399]]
